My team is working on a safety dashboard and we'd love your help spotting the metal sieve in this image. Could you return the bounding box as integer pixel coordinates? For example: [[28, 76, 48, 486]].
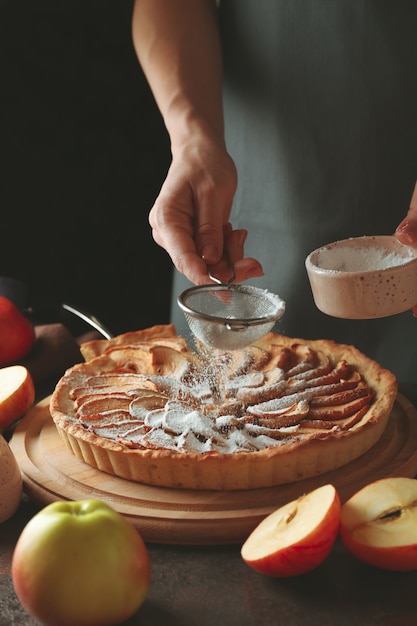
[[177, 282, 286, 351]]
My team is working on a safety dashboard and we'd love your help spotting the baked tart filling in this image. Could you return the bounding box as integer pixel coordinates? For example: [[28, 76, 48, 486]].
[[50, 324, 398, 490]]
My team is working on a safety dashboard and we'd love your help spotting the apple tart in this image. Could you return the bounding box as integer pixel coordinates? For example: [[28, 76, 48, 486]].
[[50, 324, 398, 490]]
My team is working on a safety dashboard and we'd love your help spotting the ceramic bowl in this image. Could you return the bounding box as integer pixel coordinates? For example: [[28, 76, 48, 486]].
[[305, 235, 417, 319]]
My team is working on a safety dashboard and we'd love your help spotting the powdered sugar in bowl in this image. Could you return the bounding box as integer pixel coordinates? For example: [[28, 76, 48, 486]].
[[305, 235, 417, 319]]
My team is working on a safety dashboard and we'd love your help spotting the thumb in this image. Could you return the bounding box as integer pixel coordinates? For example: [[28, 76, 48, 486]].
[[395, 181, 417, 245]]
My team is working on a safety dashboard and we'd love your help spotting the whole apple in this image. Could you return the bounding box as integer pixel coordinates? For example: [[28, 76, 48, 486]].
[[0, 296, 35, 366], [12, 499, 151, 626]]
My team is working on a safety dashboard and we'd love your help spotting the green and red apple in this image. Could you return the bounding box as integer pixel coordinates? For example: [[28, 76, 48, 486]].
[[241, 483, 341, 577], [340, 476, 417, 571], [0, 365, 35, 431], [12, 499, 151, 626], [0, 296, 35, 366]]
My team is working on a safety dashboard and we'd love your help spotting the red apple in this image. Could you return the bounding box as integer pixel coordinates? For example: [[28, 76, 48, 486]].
[[241, 483, 341, 577], [12, 499, 151, 626], [339, 476, 417, 571], [0, 296, 36, 366], [0, 365, 35, 431]]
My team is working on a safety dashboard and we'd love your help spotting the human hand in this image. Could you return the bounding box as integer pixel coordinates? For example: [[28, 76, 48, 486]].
[[148, 133, 264, 285], [395, 180, 417, 315]]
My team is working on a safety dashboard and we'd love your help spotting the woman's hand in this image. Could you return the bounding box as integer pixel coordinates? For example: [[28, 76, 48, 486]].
[[149, 132, 264, 285]]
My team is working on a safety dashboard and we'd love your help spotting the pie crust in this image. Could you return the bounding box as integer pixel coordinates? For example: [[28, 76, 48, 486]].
[[50, 324, 398, 490]]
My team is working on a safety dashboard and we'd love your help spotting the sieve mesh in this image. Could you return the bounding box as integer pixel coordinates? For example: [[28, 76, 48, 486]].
[[178, 284, 285, 350]]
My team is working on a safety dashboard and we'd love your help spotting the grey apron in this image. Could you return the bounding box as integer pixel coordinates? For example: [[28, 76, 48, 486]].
[[171, 0, 417, 383]]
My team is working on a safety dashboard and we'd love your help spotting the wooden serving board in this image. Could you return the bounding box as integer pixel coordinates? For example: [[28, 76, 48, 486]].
[[10, 394, 417, 545]]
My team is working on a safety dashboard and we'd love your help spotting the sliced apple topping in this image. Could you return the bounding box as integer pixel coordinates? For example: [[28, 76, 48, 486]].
[[285, 350, 331, 381], [129, 392, 168, 419], [252, 400, 310, 428], [225, 371, 265, 396], [248, 393, 312, 418], [66, 332, 380, 454], [76, 394, 133, 417], [309, 382, 369, 407], [309, 393, 372, 421], [236, 378, 287, 405], [215, 345, 271, 377]]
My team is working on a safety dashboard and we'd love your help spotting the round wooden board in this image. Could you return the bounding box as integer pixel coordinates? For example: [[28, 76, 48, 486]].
[[10, 394, 417, 545]]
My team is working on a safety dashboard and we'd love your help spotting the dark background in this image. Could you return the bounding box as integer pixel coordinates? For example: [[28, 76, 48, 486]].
[[0, 0, 172, 335]]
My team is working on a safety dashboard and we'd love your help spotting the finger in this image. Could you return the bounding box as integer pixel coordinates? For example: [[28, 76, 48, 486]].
[[208, 226, 264, 284], [149, 203, 212, 285], [207, 227, 247, 283], [195, 179, 236, 265], [395, 181, 417, 245], [225, 228, 264, 281], [225, 228, 247, 264], [208, 255, 264, 284], [233, 258, 264, 282]]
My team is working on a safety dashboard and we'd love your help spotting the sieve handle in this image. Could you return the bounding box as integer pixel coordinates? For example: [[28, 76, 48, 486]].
[[208, 250, 236, 286]]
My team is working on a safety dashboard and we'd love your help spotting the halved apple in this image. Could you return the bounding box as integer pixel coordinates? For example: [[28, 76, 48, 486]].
[[0, 365, 35, 431], [241, 484, 341, 577], [339, 477, 417, 571]]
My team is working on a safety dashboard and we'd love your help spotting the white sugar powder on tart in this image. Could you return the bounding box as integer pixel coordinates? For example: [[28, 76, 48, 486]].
[[50, 325, 398, 490]]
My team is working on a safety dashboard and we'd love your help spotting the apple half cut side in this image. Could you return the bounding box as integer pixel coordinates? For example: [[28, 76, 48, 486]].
[[241, 483, 341, 577], [0, 365, 35, 431], [340, 477, 417, 571]]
